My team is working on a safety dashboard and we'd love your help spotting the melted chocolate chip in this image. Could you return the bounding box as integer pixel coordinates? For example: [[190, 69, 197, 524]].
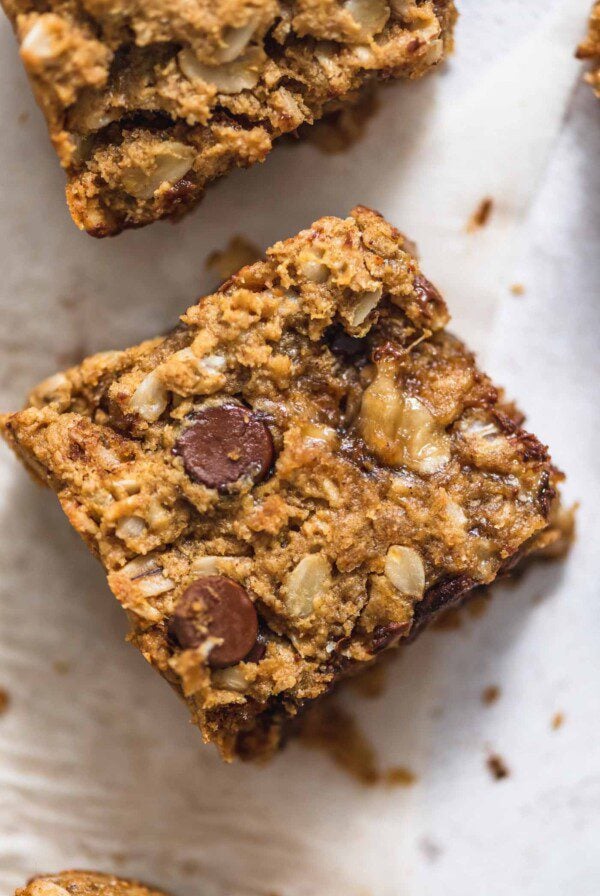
[[412, 274, 443, 308], [324, 325, 369, 362], [372, 622, 410, 653], [174, 404, 274, 490], [412, 573, 476, 634], [168, 575, 259, 668]]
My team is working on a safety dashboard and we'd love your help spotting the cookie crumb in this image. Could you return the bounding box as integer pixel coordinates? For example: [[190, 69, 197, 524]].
[[467, 197, 494, 232], [481, 685, 500, 705], [206, 236, 262, 283], [53, 660, 70, 675], [0, 688, 10, 715], [510, 283, 525, 296], [487, 753, 510, 780], [551, 711, 565, 730], [384, 766, 417, 787]]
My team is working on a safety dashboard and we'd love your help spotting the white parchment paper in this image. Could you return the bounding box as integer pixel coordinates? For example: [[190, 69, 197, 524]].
[[1, 1, 599, 894]]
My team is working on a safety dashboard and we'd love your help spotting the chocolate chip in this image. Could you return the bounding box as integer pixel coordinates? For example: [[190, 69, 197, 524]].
[[244, 628, 268, 663], [325, 325, 368, 360], [168, 575, 259, 668], [412, 274, 443, 307], [372, 622, 410, 653], [175, 404, 274, 490]]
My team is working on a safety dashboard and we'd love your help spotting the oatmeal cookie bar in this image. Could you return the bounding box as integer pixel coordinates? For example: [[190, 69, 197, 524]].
[[16, 872, 168, 896], [1, 0, 456, 235], [1, 207, 565, 760], [577, 2, 600, 96]]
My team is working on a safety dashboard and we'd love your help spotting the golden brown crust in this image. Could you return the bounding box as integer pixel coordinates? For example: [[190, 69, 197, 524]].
[[577, 2, 600, 96], [16, 871, 168, 896], [1, 0, 456, 234], [1, 207, 563, 760]]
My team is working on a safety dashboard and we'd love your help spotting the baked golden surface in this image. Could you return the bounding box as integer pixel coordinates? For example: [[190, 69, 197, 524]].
[[16, 871, 168, 896], [1, 0, 455, 234], [1, 207, 564, 760]]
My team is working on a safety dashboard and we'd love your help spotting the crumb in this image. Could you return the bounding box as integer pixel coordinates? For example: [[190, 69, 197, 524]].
[[205, 236, 262, 283], [346, 661, 388, 698], [384, 766, 417, 787], [302, 86, 379, 154], [0, 688, 10, 715], [418, 837, 443, 863], [481, 685, 500, 705], [487, 753, 510, 780], [510, 283, 525, 296], [299, 697, 414, 786], [467, 197, 494, 232], [110, 852, 127, 865], [53, 660, 70, 675], [18, 111, 29, 124], [551, 711, 565, 730]]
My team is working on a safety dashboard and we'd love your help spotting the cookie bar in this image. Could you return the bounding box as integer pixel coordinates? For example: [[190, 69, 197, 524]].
[[577, 2, 600, 96], [1, 0, 456, 236], [16, 872, 168, 896], [1, 207, 565, 760]]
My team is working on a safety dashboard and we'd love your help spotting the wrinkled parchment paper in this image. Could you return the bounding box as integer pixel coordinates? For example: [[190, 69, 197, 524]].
[[1, 1, 599, 894]]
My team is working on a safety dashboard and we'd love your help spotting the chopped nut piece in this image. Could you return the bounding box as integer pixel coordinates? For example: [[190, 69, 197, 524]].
[[179, 45, 264, 94], [284, 553, 332, 617], [384, 545, 425, 596], [120, 142, 195, 200], [128, 370, 168, 421]]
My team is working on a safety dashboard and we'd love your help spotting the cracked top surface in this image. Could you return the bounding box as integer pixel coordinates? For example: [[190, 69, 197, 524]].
[[577, 2, 600, 96], [16, 872, 168, 896], [2, 0, 456, 233], [1, 207, 562, 759]]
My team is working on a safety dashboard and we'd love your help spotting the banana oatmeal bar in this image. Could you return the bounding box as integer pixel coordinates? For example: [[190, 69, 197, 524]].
[[1, 0, 456, 235], [16, 872, 169, 896], [577, 2, 600, 96], [1, 207, 566, 760]]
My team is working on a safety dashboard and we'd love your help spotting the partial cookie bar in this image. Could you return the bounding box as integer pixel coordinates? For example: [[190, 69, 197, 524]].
[[16, 872, 169, 896], [1, 207, 566, 761], [577, 2, 600, 96], [1, 0, 456, 235]]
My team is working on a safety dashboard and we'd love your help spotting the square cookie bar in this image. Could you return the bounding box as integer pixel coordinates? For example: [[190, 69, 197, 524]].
[[1, 207, 565, 760], [17, 873, 168, 896], [577, 2, 600, 96], [1, 0, 456, 235]]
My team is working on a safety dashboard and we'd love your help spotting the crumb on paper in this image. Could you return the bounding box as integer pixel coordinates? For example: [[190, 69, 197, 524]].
[[53, 659, 70, 675], [384, 766, 417, 787], [481, 685, 501, 705], [299, 697, 415, 787], [418, 837, 443, 863], [467, 197, 494, 232], [206, 236, 262, 282], [551, 711, 565, 730], [347, 661, 388, 698], [0, 688, 10, 715], [487, 753, 510, 780], [301, 86, 379, 154], [510, 283, 525, 296], [18, 111, 29, 124]]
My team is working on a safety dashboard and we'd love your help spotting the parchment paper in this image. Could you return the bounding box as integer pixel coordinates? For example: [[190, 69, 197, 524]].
[[1, 1, 599, 894]]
